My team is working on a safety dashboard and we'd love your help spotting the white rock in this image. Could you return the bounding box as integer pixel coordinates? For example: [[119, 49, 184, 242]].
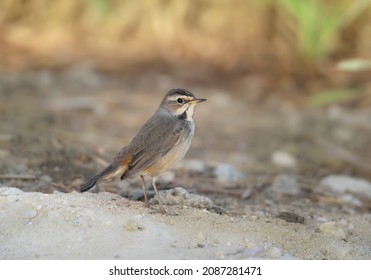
[[175, 159, 206, 173], [340, 194, 363, 207], [317, 217, 330, 223], [267, 246, 283, 258], [213, 163, 244, 182], [157, 171, 175, 184], [320, 175, 371, 199], [243, 245, 264, 257], [24, 210, 38, 219], [319, 222, 347, 240], [271, 174, 301, 195], [156, 187, 214, 210], [0, 187, 24, 196], [40, 175, 52, 183], [271, 150, 297, 168], [125, 220, 140, 232]]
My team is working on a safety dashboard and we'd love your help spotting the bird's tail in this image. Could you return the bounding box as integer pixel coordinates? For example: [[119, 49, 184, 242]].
[[79, 164, 118, 192]]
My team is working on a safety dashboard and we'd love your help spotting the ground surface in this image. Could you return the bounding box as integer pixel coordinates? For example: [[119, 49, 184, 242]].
[[0, 68, 370, 259]]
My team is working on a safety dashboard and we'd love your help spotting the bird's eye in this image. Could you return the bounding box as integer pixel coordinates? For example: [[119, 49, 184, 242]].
[[177, 98, 184, 104]]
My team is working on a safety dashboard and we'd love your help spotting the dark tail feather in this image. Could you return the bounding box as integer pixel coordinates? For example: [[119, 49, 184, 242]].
[[79, 164, 117, 192]]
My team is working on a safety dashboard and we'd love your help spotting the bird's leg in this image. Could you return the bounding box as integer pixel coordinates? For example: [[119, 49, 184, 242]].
[[139, 175, 149, 207], [151, 177, 166, 214]]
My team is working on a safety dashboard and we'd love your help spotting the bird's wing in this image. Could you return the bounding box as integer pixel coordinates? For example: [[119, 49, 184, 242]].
[[120, 115, 189, 178]]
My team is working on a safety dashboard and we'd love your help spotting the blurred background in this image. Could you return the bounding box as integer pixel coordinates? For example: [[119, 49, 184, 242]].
[[1, 0, 371, 92], [1, 0, 371, 210]]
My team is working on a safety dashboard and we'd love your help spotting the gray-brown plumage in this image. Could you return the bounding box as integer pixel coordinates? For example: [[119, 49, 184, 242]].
[[79, 88, 206, 213]]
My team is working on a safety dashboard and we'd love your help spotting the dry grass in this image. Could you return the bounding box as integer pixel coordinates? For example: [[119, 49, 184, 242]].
[[0, 0, 370, 75]]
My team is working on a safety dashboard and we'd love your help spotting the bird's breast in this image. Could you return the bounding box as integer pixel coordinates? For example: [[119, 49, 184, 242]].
[[143, 120, 195, 177]]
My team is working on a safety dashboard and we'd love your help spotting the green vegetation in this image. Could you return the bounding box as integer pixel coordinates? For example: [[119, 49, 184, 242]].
[[0, 0, 370, 74], [279, 0, 370, 62], [308, 88, 363, 107]]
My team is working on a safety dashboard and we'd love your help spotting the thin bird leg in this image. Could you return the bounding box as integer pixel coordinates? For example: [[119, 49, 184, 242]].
[[151, 177, 166, 214], [140, 175, 149, 207]]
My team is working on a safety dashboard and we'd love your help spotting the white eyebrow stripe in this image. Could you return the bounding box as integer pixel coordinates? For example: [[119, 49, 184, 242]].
[[168, 95, 193, 102]]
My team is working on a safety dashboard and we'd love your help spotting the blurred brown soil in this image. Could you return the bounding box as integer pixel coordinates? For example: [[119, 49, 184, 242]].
[[1, 66, 371, 215]]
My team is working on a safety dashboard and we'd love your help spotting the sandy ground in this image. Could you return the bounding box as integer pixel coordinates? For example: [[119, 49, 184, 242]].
[[1, 186, 370, 260], [0, 68, 371, 259]]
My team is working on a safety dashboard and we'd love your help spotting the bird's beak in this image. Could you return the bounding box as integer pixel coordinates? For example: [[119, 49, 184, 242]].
[[190, 98, 207, 104]]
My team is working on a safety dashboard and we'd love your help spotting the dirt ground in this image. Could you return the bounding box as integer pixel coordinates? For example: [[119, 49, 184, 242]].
[[0, 67, 371, 259]]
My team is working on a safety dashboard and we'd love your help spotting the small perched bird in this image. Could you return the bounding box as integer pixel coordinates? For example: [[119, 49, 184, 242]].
[[79, 88, 206, 213]]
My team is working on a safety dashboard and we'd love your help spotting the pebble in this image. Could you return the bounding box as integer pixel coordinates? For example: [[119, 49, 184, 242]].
[[24, 209, 38, 219], [271, 174, 301, 195], [241, 187, 252, 199], [320, 175, 371, 199], [157, 171, 175, 184], [271, 150, 297, 169], [243, 245, 264, 258], [267, 246, 283, 258], [319, 222, 347, 240], [276, 212, 305, 224], [340, 194, 363, 207], [213, 163, 244, 182], [125, 220, 140, 232], [40, 175, 52, 183], [317, 217, 330, 223], [156, 187, 214, 210], [176, 159, 206, 173], [0, 186, 24, 196]]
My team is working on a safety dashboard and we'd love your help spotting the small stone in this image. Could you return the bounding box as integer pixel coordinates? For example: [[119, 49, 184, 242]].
[[244, 245, 264, 257], [125, 220, 140, 232], [245, 241, 255, 249], [24, 209, 38, 219], [320, 175, 371, 199], [213, 163, 244, 182], [340, 194, 363, 207], [40, 175, 52, 183], [271, 174, 301, 195], [176, 159, 206, 173], [267, 246, 282, 258], [317, 217, 330, 223], [241, 187, 252, 199], [276, 212, 305, 224], [319, 222, 347, 239], [271, 150, 297, 169], [155, 187, 214, 210], [0, 187, 24, 196], [157, 171, 175, 184]]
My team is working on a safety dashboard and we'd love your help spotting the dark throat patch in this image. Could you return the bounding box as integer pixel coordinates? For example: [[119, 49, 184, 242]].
[[178, 110, 187, 120]]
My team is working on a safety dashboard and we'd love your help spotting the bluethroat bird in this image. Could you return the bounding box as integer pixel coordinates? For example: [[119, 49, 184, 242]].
[[79, 88, 206, 213]]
